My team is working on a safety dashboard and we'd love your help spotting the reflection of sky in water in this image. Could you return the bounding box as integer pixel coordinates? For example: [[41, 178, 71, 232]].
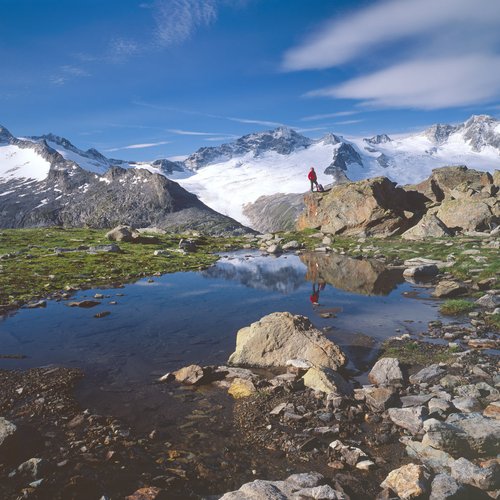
[[0, 251, 442, 386], [202, 253, 306, 294]]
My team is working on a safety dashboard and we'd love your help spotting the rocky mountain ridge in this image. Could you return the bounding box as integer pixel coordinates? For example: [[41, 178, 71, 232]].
[[0, 126, 250, 234]]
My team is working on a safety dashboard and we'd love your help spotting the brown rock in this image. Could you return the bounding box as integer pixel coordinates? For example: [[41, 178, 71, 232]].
[[297, 177, 424, 237], [381, 464, 431, 499]]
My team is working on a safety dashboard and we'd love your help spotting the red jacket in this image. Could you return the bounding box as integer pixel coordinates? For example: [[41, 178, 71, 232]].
[[308, 170, 317, 181]]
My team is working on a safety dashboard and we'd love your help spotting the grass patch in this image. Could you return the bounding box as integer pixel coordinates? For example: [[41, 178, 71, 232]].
[[381, 339, 457, 366], [485, 314, 500, 332], [0, 227, 258, 308], [439, 299, 475, 316]]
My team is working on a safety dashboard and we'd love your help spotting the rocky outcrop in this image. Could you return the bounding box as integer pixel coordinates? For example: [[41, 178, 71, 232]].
[[296, 166, 498, 238], [402, 213, 453, 240], [242, 193, 305, 233], [409, 165, 496, 203], [228, 312, 346, 370], [297, 177, 425, 237], [219, 472, 347, 500], [434, 198, 498, 232]]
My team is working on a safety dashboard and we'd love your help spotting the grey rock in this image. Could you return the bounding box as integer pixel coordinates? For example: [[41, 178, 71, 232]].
[[402, 214, 453, 240], [0, 417, 17, 449], [409, 364, 446, 385], [87, 244, 122, 254], [430, 473, 468, 500], [446, 412, 500, 455], [475, 294, 499, 309], [405, 440, 455, 473], [388, 406, 427, 435], [451, 397, 483, 413], [363, 386, 398, 412], [228, 312, 346, 370], [302, 367, 353, 396], [422, 418, 468, 456], [106, 225, 135, 242], [450, 457, 500, 491], [401, 394, 434, 407], [403, 264, 439, 278], [432, 281, 468, 298], [368, 358, 404, 387], [17, 458, 48, 480]]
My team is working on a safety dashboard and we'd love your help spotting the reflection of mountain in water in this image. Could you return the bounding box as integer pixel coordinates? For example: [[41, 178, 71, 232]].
[[203, 254, 306, 293], [300, 253, 404, 296]]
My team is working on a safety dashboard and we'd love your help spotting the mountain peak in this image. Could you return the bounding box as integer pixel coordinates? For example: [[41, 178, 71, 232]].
[[364, 134, 392, 145]]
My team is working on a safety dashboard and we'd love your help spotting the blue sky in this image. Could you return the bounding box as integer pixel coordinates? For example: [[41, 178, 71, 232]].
[[1, 0, 499, 160]]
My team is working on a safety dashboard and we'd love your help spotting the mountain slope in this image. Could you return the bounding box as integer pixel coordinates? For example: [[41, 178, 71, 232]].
[[0, 126, 251, 235]]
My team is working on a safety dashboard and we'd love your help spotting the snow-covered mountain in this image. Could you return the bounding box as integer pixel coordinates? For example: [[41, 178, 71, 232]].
[[173, 115, 500, 224], [1, 114, 499, 229], [0, 125, 248, 234]]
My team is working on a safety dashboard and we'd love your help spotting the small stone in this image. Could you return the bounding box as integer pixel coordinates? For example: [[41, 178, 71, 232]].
[[409, 364, 446, 385], [356, 460, 376, 470], [388, 406, 427, 435], [368, 358, 404, 387], [228, 378, 256, 399]]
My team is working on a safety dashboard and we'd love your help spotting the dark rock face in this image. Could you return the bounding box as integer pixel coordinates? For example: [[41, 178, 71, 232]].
[[243, 193, 305, 233], [364, 134, 392, 145], [184, 127, 312, 170], [324, 143, 363, 174], [0, 164, 251, 235]]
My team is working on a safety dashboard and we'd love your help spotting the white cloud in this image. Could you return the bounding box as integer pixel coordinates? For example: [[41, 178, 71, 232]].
[[106, 141, 171, 152], [284, 0, 500, 109], [228, 117, 285, 127], [168, 128, 231, 136], [50, 65, 90, 86], [301, 111, 358, 122], [310, 56, 500, 109], [153, 0, 218, 46], [107, 38, 140, 63]]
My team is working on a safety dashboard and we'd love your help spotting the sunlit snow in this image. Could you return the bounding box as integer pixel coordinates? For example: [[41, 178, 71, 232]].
[[0, 145, 51, 181]]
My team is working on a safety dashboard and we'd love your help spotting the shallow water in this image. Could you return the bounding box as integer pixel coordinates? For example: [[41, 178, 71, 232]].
[[1, 251, 441, 385]]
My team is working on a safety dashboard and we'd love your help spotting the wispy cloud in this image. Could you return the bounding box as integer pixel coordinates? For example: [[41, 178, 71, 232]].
[[168, 128, 233, 136], [285, 0, 500, 109], [50, 65, 91, 86], [106, 38, 140, 63], [105, 140, 171, 152], [228, 117, 286, 127], [301, 111, 358, 122], [153, 0, 218, 46]]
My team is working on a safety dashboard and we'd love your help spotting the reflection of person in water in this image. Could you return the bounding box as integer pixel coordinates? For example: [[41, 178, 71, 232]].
[[310, 282, 326, 306]]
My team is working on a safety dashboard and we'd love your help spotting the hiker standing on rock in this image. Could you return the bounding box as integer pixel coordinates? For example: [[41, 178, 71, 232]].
[[308, 167, 319, 192]]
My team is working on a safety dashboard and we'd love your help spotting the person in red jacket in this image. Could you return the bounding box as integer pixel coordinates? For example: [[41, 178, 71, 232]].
[[308, 167, 319, 192]]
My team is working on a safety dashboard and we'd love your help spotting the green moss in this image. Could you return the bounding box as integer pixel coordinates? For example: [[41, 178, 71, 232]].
[[440, 299, 475, 315], [485, 314, 500, 332], [0, 228, 256, 308], [381, 339, 457, 366]]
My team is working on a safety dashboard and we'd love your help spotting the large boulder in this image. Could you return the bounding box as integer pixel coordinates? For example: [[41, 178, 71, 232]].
[[401, 213, 453, 240], [106, 225, 136, 242], [435, 198, 498, 232], [410, 166, 495, 203], [228, 312, 346, 370], [297, 177, 424, 237]]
